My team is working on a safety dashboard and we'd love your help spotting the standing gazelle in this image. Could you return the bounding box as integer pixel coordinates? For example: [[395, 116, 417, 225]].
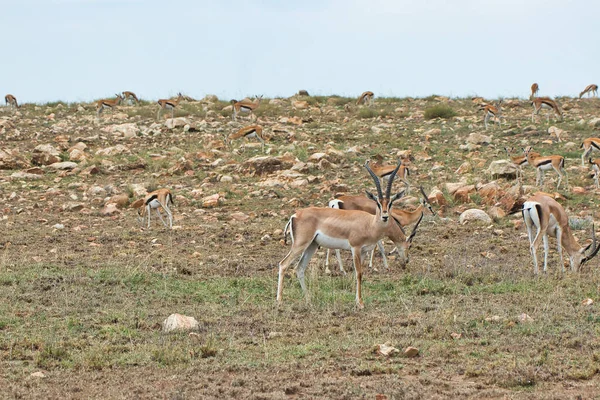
[[522, 193, 599, 274], [231, 96, 262, 121], [505, 147, 539, 182], [588, 158, 600, 188], [96, 94, 123, 117], [325, 186, 432, 273], [531, 97, 563, 122], [4, 94, 18, 108], [132, 188, 174, 229], [530, 83, 539, 100], [277, 160, 404, 309], [157, 92, 183, 120], [579, 84, 598, 98], [227, 124, 266, 151], [480, 102, 504, 130], [523, 146, 567, 189], [580, 138, 600, 166], [122, 91, 140, 105], [357, 91, 374, 106]]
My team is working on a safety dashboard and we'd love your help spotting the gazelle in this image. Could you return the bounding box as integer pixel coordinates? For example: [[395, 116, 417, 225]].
[[505, 147, 539, 182], [523, 146, 567, 189], [231, 95, 262, 121], [369, 161, 410, 193], [356, 91, 374, 106], [588, 158, 600, 188], [122, 91, 139, 104], [157, 92, 183, 120], [531, 97, 562, 122], [522, 192, 599, 274], [131, 188, 174, 229], [227, 124, 266, 151], [277, 160, 404, 309], [325, 186, 433, 273], [580, 138, 600, 166], [579, 84, 598, 98], [96, 94, 123, 117], [530, 83, 539, 100], [5, 94, 18, 108], [480, 102, 504, 130]]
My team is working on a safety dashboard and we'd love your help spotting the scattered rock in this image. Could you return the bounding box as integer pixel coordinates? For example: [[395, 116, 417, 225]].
[[202, 194, 221, 208], [582, 298, 594, 306], [162, 313, 199, 333], [403, 346, 419, 358], [376, 342, 399, 357], [487, 160, 517, 180], [459, 209, 492, 224], [32, 144, 61, 166], [48, 161, 78, 170]]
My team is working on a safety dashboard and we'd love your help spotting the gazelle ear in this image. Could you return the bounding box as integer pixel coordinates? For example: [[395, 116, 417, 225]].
[[389, 191, 405, 206], [365, 191, 378, 202]]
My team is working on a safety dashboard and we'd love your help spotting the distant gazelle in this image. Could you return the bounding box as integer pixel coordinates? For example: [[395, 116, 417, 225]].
[[132, 188, 174, 229], [96, 94, 123, 117], [157, 92, 183, 120], [523, 146, 567, 189], [356, 91, 374, 106], [505, 146, 539, 182], [522, 193, 599, 274], [231, 96, 262, 121], [480, 102, 504, 130], [588, 158, 600, 188], [530, 83, 539, 100], [227, 124, 266, 151], [368, 161, 410, 193], [579, 84, 598, 98], [122, 91, 140, 105], [531, 97, 562, 122], [580, 138, 600, 166], [4, 94, 18, 108]]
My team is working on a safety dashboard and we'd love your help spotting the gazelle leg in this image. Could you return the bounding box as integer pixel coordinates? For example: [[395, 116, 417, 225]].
[[325, 249, 332, 274], [556, 227, 565, 272], [277, 245, 308, 305], [377, 241, 388, 271], [542, 234, 549, 273], [146, 205, 151, 228], [582, 148, 591, 166], [335, 250, 346, 274], [351, 247, 365, 309], [295, 242, 319, 297], [484, 113, 489, 130], [162, 204, 173, 228], [368, 247, 376, 270]]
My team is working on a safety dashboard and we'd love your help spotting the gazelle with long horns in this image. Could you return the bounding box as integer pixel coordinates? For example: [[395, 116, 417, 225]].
[[96, 94, 123, 117], [522, 193, 599, 274], [480, 102, 504, 130], [579, 84, 598, 98], [157, 92, 183, 120], [531, 97, 562, 122], [231, 96, 262, 121], [325, 186, 432, 273], [131, 188, 174, 229], [357, 91, 374, 106], [227, 124, 266, 152], [122, 91, 139, 105], [580, 137, 600, 166], [4, 94, 18, 108], [277, 161, 405, 309], [530, 83, 539, 100], [523, 146, 567, 189]]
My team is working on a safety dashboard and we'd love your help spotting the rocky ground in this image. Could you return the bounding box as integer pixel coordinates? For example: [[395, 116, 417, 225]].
[[1, 95, 599, 399]]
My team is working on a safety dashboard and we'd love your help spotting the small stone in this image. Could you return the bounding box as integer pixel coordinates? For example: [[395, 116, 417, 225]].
[[30, 371, 46, 378], [53, 224, 65, 230], [162, 313, 199, 333], [403, 346, 419, 358], [459, 209, 492, 224], [582, 298, 594, 306]]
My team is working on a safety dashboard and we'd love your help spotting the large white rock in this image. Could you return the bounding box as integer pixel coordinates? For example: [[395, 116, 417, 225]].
[[162, 314, 199, 333], [486, 160, 517, 179], [48, 162, 77, 170], [459, 209, 492, 224]]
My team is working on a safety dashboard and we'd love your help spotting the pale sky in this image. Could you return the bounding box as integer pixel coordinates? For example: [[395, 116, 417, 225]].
[[1, 0, 597, 104]]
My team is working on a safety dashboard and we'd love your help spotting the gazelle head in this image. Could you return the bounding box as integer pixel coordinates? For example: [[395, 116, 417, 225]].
[[419, 186, 436, 216], [504, 146, 513, 157], [572, 225, 600, 271], [255, 95, 263, 104], [522, 146, 534, 158], [393, 212, 424, 268], [364, 160, 403, 223], [115, 93, 124, 104]]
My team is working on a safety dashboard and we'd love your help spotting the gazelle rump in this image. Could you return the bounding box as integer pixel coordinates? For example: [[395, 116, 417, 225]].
[[96, 94, 123, 117], [132, 188, 174, 229], [522, 193, 599, 274], [580, 138, 600, 166], [325, 186, 432, 273], [157, 92, 183, 120], [277, 160, 404, 309], [523, 146, 567, 189], [122, 91, 140, 104]]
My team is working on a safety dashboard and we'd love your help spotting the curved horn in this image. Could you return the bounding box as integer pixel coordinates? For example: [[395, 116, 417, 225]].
[[385, 160, 402, 199], [407, 212, 424, 243], [419, 186, 428, 200], [582, 224, 600, 264], [364, 160, 383, 199]]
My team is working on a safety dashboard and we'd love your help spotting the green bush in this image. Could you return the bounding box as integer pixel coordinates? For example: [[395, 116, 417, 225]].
[[358, 108, 377, 119], [424, 104, 456, 120]]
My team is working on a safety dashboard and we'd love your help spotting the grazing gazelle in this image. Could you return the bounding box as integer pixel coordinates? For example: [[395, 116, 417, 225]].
[[522, 193, 599, 274], [579, 84, 598, 98], [132, 188, 174, 229], [96, 94, 123, 117], [356, 91, 374, 106], [277, 160, 404, 309], [505, 147, 539, 182], [231, 96, 262, 121], [157, 92, 183, 120], [480, 102, 504, 130], [531, 97, 563, 122], [227, 124, 266, 151], [580, 138, 600, 166], [325, 186, 432, 273], [4, 94, 18, 108], [122, 91, 140, 105], [530, 83, 539, 100], [588, 158, 600, 188], [523, 146, 567, 189]]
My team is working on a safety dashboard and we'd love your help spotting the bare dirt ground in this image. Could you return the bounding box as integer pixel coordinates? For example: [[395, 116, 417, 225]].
[[1, 95, 599, 399]]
